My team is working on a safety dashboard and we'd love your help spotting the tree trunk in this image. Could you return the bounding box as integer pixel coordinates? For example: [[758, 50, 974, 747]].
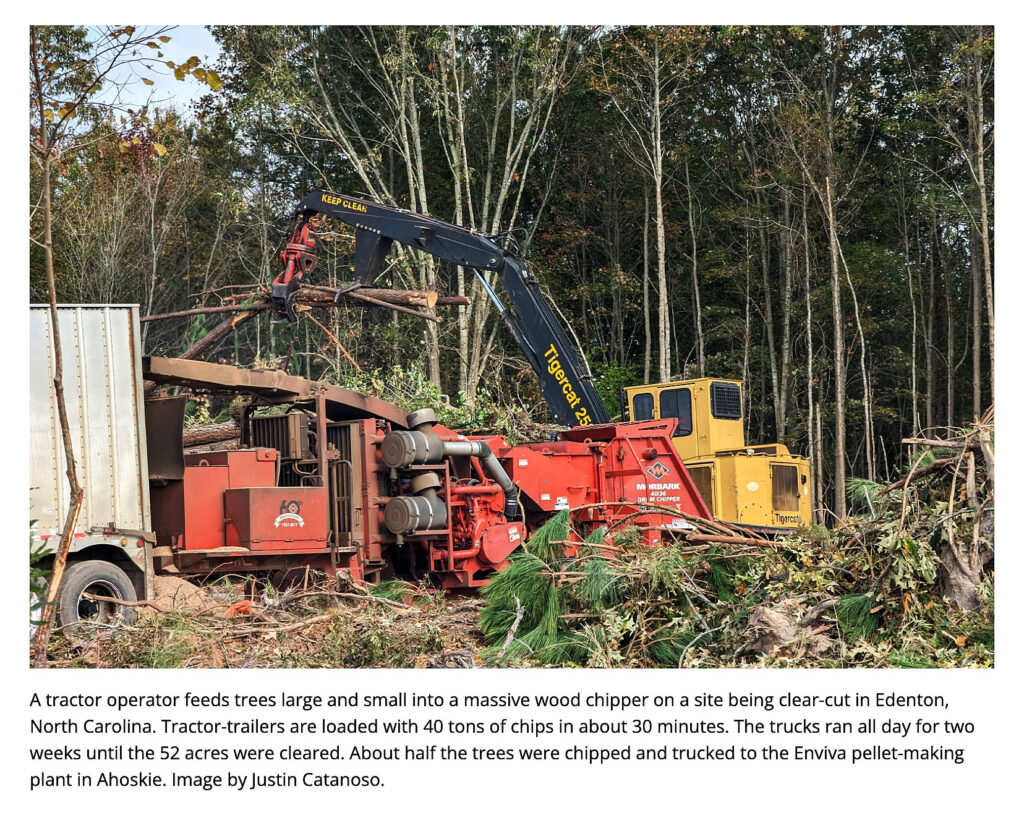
[[925, 217, 937, 434], [779, 188, 793, 437], [685, 160, 704, 376], [974, 33, 995, 402], [654, 168, 670, 379], [825, 176, 847, 518], [802, 189, 817, 523], [652, 47, 671, 381], [837, 242, 872, 481], [903, 214, 920, 435], [972, 225, 982, 419], [31, 92, 84, 668], [643, 185, 652, 384], [815, 392, 824, 521], [943, 227, 955, 428], [743, 226, 752, 421], [758, 204, 781, 436]]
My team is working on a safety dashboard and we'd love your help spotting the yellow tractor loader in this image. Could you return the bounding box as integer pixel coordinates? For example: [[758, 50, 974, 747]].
[[620, 378, 811, 533]]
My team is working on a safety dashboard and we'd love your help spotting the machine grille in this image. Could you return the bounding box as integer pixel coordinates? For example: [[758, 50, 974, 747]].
[[687, 464, 715, 512], [251, 412, 310, 461], [327, 422, 355, 543], [771, 464, 799, 512], [710, 382, 742, 420]]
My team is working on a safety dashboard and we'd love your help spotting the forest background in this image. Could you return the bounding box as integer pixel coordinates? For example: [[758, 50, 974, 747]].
[[28, 25, 994, 523]]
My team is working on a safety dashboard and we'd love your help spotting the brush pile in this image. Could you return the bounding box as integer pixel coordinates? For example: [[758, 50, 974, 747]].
[[44, 576, 483, 669], [481, 414, 995, 668]]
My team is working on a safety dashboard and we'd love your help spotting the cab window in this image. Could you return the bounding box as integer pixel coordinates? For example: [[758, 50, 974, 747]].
[[659, 388, 692, 436], [631, 392, 654, 421]]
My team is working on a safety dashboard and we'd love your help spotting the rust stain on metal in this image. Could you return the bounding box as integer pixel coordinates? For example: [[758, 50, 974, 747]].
[[143, 356, 408, 427]]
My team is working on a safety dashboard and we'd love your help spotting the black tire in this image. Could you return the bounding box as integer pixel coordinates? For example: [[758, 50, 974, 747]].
[[57, 560, 138, 628]]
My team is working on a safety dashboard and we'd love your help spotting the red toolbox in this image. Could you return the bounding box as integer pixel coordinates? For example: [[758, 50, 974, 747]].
[[224, 487, 328, 551]]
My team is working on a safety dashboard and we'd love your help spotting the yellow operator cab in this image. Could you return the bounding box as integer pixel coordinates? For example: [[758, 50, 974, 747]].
[[620, 378, 811, 533]]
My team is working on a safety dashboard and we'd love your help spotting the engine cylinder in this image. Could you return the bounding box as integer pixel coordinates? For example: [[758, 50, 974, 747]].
[[383, 471, 447, 533], [380, 429, 443, 468]]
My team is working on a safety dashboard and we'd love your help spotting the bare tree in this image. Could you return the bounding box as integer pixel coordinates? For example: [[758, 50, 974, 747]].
[[29, 25, 203, 665], [600, 27, 706, 381]]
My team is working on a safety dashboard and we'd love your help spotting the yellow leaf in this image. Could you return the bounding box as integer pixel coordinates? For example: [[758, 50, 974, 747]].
[[954, 635, 967, 648], [43, 109, 54, 122], [206, 70, 223, 92], [141, 77, 155, 86], [131, 137, 140, 145], [153, 143, 167, 157], [158, 35, 171, 43]]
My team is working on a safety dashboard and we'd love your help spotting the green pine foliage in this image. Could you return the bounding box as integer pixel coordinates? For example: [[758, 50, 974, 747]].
[[480, 513, 768, 667], [837, 592, 881, 639]]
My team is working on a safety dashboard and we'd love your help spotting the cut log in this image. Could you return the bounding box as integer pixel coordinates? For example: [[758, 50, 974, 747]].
[[302, 285, 440, 309], [141, 287, 467, 326], [183, 421, 240, 448], [180, 309, 260, 360]]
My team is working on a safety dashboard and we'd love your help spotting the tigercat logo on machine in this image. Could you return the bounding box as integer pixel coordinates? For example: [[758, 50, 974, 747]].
[[321, 194, 367, 213], [275, 499, 305, 528], [544, 344, 592, 425]]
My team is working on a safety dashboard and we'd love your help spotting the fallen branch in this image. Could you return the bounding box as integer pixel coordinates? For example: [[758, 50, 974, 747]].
[[222, 613, 334, 638], [902, 436, 976, 450], [81, 593, 169, 613], [273, 589, 420, 612], [141, 302, 268, 322], [684, 532, 780, 549], [878, 456, 957, 496], [498, 597, 525, 658], [304, 312, 362, 371]]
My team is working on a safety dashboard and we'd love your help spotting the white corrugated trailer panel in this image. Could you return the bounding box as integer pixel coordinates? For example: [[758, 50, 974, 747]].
[[29, 305, 150, 537]]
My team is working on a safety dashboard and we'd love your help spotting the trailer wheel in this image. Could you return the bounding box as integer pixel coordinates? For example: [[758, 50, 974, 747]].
[[57, 561, 137, 629]]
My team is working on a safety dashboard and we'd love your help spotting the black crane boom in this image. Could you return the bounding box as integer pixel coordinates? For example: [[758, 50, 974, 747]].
[[272, 191, 609, 427]]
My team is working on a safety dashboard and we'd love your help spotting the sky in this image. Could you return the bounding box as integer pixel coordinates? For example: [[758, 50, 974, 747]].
[[93, 25, 223, 117]]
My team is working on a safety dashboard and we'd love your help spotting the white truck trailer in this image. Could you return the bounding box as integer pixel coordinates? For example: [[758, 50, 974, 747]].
[[30, 304, 153, 624]]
